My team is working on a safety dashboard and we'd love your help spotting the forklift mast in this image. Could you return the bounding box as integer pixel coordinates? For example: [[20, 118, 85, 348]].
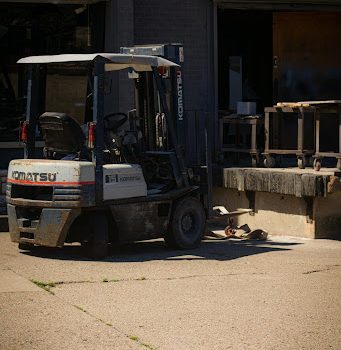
[[121, 44, 212, 214], [120, 44, 185, 155]]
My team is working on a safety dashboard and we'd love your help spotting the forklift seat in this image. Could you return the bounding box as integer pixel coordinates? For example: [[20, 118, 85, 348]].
[[39, 112, 85, 158], [103, 112, 128, 151]]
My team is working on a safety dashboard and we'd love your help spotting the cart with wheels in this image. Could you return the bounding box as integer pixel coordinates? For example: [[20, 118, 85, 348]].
[[263, 104, 315, 169], [308, 100, 341, 171], [219, 114, 264, 167]]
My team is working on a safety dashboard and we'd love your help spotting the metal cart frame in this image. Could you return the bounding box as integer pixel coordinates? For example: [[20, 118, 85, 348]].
[[263, 105, 316, 169], [310, 101, 341, 171], [219, 115, 264, 167]]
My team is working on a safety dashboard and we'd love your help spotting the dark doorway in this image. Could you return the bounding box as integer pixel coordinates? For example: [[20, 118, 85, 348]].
[[0, 2, 105, 143], [217, 10, 273, 113]]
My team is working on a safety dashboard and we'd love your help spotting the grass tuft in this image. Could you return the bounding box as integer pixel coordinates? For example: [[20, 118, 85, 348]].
[[31, 280, 55, 294], [129, 336, 139, 342]]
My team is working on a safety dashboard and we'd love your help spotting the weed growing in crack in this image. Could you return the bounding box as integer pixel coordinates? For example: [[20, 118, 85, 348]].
[[73, 305, 113, 328], [31, 280, 55, 295], [102, 278, 121, 283], [129, 335, 158, 349], [129, 336, 139, 342]]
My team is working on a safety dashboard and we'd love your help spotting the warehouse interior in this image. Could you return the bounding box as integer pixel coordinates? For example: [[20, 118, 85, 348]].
[[217, 6, 341, 159], [0, 1, 105, 144], [217, 7, 341, 112]]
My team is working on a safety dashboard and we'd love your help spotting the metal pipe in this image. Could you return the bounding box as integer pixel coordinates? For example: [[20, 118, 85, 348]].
[[205, 113, 213, 218], [93, 58, 105, 204], [24, 64, 38, 159]]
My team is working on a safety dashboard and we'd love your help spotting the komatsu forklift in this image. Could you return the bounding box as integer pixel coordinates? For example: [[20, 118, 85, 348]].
[[6, 46, 209, 258]]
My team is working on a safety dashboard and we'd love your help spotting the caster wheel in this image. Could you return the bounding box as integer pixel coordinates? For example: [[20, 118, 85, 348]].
[[337, 158, 341, 171], [251, 156, 258, 168], [297, 157, 306, 169], [313, 158, 322, 171], [263, 156, 275, 168]]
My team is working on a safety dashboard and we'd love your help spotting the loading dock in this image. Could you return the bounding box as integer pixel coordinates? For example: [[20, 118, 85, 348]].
[[215, 1, 341, 239]]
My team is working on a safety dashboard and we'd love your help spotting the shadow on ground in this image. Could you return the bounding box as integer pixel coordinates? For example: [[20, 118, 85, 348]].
[[21, 238, 301, 263]]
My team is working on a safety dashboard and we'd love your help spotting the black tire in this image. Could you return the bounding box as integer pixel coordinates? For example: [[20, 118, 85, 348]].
[[84, 212, 109, 259], [165, 196, 206, 250], [18, 242, 34, 251]]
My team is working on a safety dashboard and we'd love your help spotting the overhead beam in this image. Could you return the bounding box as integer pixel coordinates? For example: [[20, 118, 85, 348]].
[[0, 0, 107, 4], [215, 0, 341, 11]]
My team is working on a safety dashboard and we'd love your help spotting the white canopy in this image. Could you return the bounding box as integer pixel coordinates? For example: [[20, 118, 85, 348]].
[[17, 53, 179, 72]]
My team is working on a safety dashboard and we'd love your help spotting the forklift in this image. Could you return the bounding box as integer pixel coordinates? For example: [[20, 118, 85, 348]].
[[6, 46, 213, 258]]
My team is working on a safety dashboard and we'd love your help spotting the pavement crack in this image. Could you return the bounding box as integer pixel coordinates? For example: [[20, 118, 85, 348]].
[[156, 272, 266, 281], [303, 265, 341, 275], [70, 303, 158, 349], [47, 272, 266, 288], [30, 280, 56, 294], [28, 279, 158, 349], [52, 280, 94, 286], [72, 304, 113, 328], [1, 266, 156, 347]]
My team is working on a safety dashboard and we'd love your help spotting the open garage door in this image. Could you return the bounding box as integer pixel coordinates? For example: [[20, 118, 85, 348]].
[[217, 5, 341, 114]]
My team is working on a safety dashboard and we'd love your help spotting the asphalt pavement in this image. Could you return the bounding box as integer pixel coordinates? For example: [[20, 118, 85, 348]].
[[0, 231, 340, 350]]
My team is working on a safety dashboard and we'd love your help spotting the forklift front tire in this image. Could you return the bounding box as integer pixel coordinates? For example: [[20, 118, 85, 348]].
[[84, 212, 109, 259], [165, 196, 206, 250]]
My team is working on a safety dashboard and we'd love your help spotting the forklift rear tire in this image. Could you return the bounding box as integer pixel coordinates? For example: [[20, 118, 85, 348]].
[[85, 212, 109, 259], [18, 242, 34, 251], [165, 196, 206, 250]]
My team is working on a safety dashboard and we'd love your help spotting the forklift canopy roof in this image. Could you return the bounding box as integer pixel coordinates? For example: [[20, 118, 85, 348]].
[[17, 53, 179, 72]]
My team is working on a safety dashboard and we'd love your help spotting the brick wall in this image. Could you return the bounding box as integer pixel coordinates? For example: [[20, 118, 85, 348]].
[[134, 0, 214, 163], [105, 0, 135, 114], [134, 0, 212, 112]]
